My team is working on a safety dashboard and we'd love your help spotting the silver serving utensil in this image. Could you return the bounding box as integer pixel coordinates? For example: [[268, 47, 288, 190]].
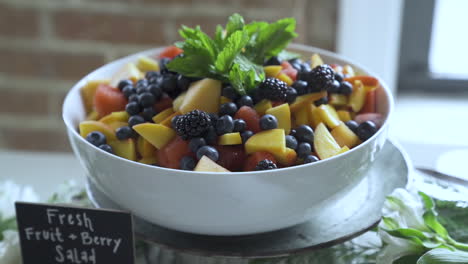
[[416, 167, 468, 188]]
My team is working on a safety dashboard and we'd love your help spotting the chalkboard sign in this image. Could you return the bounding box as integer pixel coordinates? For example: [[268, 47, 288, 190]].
[[15, 202, 134, 264]]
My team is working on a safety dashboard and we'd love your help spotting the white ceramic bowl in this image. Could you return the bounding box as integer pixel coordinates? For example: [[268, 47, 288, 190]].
[[63, 44, 393, 235]]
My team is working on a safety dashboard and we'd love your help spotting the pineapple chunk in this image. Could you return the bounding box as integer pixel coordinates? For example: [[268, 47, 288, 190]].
[[136, 56, 160, 72], [195, 156, 230, 172], [133, 123, 176, 149], [108, 139, 137, 161], [81, 80, 109, 113], [110, 63, 143, 87], [179, 78, 222, 114], [173, 91, 187, 112], [314, 123, 341, 160], [152, 108, 174, 124], [264, 65, 283, 77], [348, 80, 367, 112], [331, 122, 361, 148], [137, 136, 156, 158], [277, 72, 293, 86], [99, 111, 129, 125], [310, 53, 324, 68], [265, 103, 291, 134], [79, 120, 117, 141], [317, 104, 340, 129], [218, 132, 242, 145], [294, 106, 309, 126], [254, 99, 273, 115], [245, 129, 286, 155], [337, 110, 352, 122], [289, 91, 327, 112]]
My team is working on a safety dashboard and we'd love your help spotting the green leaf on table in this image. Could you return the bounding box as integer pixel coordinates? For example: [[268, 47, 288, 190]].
[[436, 200, 468, 242], [416, 248, 468, 264]]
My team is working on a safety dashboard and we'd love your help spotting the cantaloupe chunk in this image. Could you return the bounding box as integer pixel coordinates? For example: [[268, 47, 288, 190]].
[[133, 123, 176, 149], [275, 147, 297, 166]]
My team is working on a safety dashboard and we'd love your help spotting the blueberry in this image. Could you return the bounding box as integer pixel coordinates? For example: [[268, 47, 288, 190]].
[[297, 142, 312, 158], [161, 74, 178, 93], [125, 102, 140, 116], [222, 85, 239, 101], [286, 87, 298, 104], [219, 102, 238, 116], [128, 115, 145, 127], [236, 95, 254, 108], [176, 75, 191, 91], [264, 56, 281, 66], [259, 114, 278, 130], [86, 131, 106, 147], [142, 107, 156, 121], [356, 121, 377, 141], [128, 94, 139, 103], [345, 120, 359, 133], [292, 80, 308, 95], [233, 119, 246, 132], [204, 126, 218, 145], [180, 156, 196, 170], [145, 71, 160, 80], [216, 115, 234, 135], [138, 92, 155, 108], [314, 97, 328, 106], [122, 85, 136, 98], [148, 75, 162, 85], [148, 84, 163, 100], [136, 79, 148, 88], [196, 146, 219, 161], [189, 137, 206, 153], [328, 80, 341, 93], [171, 115, 181, 129], [136, 86, 148, 95], [290, 61, 302, 71], [290, 129, 297, 136], [340, 81, 353, 95], [303, 155, 319, 164], [118, 79, 133, 91], [285, 135, 298, 150], [98, 144, 113, 153], [241, 130, 253, 143], [295, 125, 314, 144], [159, 58, 171, 72], [335, 72, 344, 82], [116, 126, 133, 140], [301, 62, 311, 73]]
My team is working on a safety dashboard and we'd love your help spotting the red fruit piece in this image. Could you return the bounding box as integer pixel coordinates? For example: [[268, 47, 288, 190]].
[[156, 136, 191, 169], [244, 151, 277, 171], [359, 90, 376, 114], [216, 145, 246, 171], [355, 113, 384, 128], [281, 61, 294, 70], [234, 106, 261, 133], [159, 46, 183, 59], [93, 84, 128, 118], [154, 95, 174, 113]]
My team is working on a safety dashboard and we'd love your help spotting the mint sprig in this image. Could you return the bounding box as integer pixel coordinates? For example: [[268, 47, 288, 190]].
[[167, 14, 297, 94]]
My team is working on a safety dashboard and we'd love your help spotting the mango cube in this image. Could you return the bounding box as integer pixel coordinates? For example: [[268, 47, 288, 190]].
[[86, 110, 99, 121], [195, 156, 230, 172], [294, 106, 308, 126], [81, 80, 109, 113], [266, 103, 291, 134], [329, 94, 348, 106], [109, 139, 137, 161], [290, 91, 327, 112], [99, 111, 129, 125], [172, 91, 187, 112], [218, 132, 242, 145], [138, 156, 158, 165], [107, 121, 128, 131], [307, 104, 322, 129], [179, 78, 221, 114], [277, 72, 293, 86], [317, 104, 340, 129], [254, 99, 273, 116], [275, 147, 297, 166], [137, 136, 156, 158], [152, 108, 175, 124], [79, 120, 117, 141], [337, 110, 352, 122], [136, 56, 160, 72], [310, 53, 324, 68], [331, 122, 361, 148], [245, 129, 286, 155], [264, 65, 283, 77], [314, 123, 341, 160], [160, 111, 181, 127], [133, 123, 176, 149]]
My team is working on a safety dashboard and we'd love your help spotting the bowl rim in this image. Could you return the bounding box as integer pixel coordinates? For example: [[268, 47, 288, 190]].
[[62, 43, 394, 176]]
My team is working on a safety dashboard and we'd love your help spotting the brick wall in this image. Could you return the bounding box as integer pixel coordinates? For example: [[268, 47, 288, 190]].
[[0, 0, 337, 152]]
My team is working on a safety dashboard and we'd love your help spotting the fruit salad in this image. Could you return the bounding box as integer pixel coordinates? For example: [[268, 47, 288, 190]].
[[78, 14, 384, 172]]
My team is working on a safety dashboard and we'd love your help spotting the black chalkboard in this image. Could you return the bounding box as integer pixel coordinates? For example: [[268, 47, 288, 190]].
[[15, 202, 134, 264]]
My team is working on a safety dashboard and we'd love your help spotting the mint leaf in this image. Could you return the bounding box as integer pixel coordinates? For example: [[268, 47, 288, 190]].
[[225, 13, 245, 38], [277, 50, 301, 61], [416, 248, 468, 264], [228, 57, 264, 95], [214, 25, 225, 48], [215, 30, 249, 73], [179, 25, 218, 60], [167, 55, 213, 78]]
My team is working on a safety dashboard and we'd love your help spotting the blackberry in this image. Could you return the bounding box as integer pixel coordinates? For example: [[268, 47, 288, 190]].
[[175, 110, 211, 140], [255, 159, 277, 170], [307, 64, 335, 91], [258, 78, 288, 101]]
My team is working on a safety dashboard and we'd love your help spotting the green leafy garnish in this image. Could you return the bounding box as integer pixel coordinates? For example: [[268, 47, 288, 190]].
[[167, 14, 297, 94]]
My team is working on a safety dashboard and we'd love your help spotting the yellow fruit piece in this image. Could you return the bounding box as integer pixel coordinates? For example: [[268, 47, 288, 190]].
[[266, 103, 291, 134], [86, 110, 99, 121], [152, 108, 175, 124], [194, 156, 230, 172], [107, 121, 128, 131], [137, 136, 156, 158], [314, 123, 341, 160], [245, 129, 286, 155], [220, 96, 231, 105], [79, 120, 117, 141], [160, 111, 181, 127], [277, 72, 293, 86], [317, 104, 340, 129], [329, 94, 348, 106], [294, 106, 309, 126], [99, 111, 129, 125], [254, 99, 273, 115], [108, 139, 137, 161], [218, 132, 242, 145], [173, 91, 187, 112], [264, 65, 282, 77], [310, 53, 324, 68], [133, 123, 176, 149], [136, 56, 160, 72], [348, 80, 367, 112], [337, 146, 350, 154], [275, 147, 297, 166], [179, 78, 222, 114], [138, 156, 158, 165], [290, 91, 327, 112], [343, 65, 355, 77], [306, 104, 322, 129], [337, 110, 352, 122], [81, 80, 109, 113], [110, 63, 143, 87], [331, 122, 361, 148]]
